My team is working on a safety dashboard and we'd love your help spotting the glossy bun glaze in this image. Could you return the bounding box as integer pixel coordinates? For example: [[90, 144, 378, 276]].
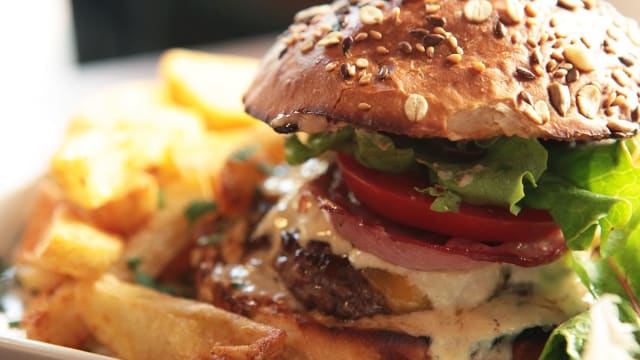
[[244, 0, 640, 140]]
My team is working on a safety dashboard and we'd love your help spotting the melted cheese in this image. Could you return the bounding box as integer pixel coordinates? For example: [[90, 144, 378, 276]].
[[253, 159, 591, 359]]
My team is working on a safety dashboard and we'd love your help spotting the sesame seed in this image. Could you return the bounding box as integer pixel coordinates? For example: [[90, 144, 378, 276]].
[[447, 54, 463, 64], [612, 95, 628, 108], [325, 62, 337, 72], [532, 65, 544, 77], [510, 33, 522, 44], [529, 49, 542, 65], [392, 7, 401, 24], [376, 46, 390, 54], [299, 39, 315, 53], [340, 63, 353, 79], [377, 65, 390, 80], [433, 27, 447, 36], [515, 67, 536, 81], [526, 18, 536, 28], [548, 82, 571, 116], [619, 56, 635, 67], [358, 102, 372, 111], [426, 46, 435, 59], [415, 43, 426, 53], [471, 61, 486, 73], [558, 0, 583, 10], [317, 31, 343, 47], [409, 28, 429, 39], [566, 68, 580, 83], [278, 46, 289, 59], [424, 34, 445, 47], [404, 94, 429, 121], [369, 30, 383, 40], [456, 46, 464, 55], [526, 38, 538, 48], [355, 58, 369, 68], [464, 0, 493, 24], [354, 32, 368, 42], [494, 21, 507, 39], [546, 60, 559, 73], [576, 85, 601, 119], [518, 91, 534, 106], [524, 3, 538, 17], [342, 36, 353, 55], [613, 69, 631, 87], [447, 35, 459, 49], [552, 70, 567, 80], [426, 16, 446, 28], [399, 41, 413, 54], [359, 72, 373, 85], [580, 36, 593, 49], [360, 6, 384, 25]]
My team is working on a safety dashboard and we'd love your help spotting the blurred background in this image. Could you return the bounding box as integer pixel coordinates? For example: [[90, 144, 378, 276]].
[[0, 0, 638, 236]]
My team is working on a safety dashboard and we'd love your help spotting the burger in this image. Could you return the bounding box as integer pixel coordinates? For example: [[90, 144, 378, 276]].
[[196, 1, 640, 359]]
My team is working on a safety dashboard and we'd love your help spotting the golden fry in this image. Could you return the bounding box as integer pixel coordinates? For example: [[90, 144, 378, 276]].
[[112, 181, 203, 279], [77, 275, 286, 360], [160, 49, 260, 129], [18, 182, 123, 278], [22, 282, 89, 349]]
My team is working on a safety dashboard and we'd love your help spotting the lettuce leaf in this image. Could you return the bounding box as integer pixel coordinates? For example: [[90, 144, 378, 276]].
[[416, 137, 547, 214], [284, 127, 354, 165], [540, 295, 640, 360], [353, 129, 415, 173]]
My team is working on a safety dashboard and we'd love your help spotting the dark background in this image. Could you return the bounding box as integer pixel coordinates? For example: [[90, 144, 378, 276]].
[[72, 0, 324, 63]]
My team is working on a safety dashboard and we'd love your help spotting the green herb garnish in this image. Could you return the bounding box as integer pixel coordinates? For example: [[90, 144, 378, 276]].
[[184, 200, 217, 224], [126, 257, 175, 295], [196, 233, 225, 247], [230, 145, 258, 162]]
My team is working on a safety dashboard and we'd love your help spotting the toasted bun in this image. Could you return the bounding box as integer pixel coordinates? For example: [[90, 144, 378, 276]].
[[244, 0, 640, 140]]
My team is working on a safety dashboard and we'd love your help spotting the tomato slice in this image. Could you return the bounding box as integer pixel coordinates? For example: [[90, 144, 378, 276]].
[[337, 154, 561, 244], [307, 166, 566, 269]]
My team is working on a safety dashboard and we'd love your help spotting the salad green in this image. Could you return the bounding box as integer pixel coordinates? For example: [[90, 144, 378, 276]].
[[285, 128, 640, 359]]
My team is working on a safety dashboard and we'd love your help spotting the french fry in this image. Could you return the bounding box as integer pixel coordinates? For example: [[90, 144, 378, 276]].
[[88, 174, 158, 236], [111, 180, 204, 279], [160, 49, 260, 129], [22, 282, 89, 349], [53, 82, 205, 210], [18, 183, 123, 279], [14, 264, 68, 296], [77, 275, 286, 360]]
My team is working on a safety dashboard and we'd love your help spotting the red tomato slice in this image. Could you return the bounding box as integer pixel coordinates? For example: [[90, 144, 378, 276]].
[[307, 166, 566, 269], [337, 154, 561, 244]]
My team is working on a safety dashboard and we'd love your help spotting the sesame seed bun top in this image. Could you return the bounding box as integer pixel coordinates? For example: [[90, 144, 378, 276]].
[[244, 0, 640, 141]]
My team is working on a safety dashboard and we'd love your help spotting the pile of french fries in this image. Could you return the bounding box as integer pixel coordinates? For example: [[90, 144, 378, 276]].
[[13, 49, 287, 359]]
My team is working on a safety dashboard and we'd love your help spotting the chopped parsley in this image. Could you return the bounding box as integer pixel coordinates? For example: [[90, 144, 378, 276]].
[[230, 145, 258, 162], [8, 320, 20, 328], [126, 257, 175, 295], [184, 200, 217, 224], [196, 233, 225, 247], [231, 280, 245, 290], [157, 189, 166, 210]]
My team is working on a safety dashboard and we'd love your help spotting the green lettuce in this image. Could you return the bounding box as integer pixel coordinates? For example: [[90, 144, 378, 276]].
[[416, 137, 547, 214], [540, 296, 640, 360]]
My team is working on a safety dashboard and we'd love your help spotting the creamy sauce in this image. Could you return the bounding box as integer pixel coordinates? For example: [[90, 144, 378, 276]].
[[252, 159, 591, 359]]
